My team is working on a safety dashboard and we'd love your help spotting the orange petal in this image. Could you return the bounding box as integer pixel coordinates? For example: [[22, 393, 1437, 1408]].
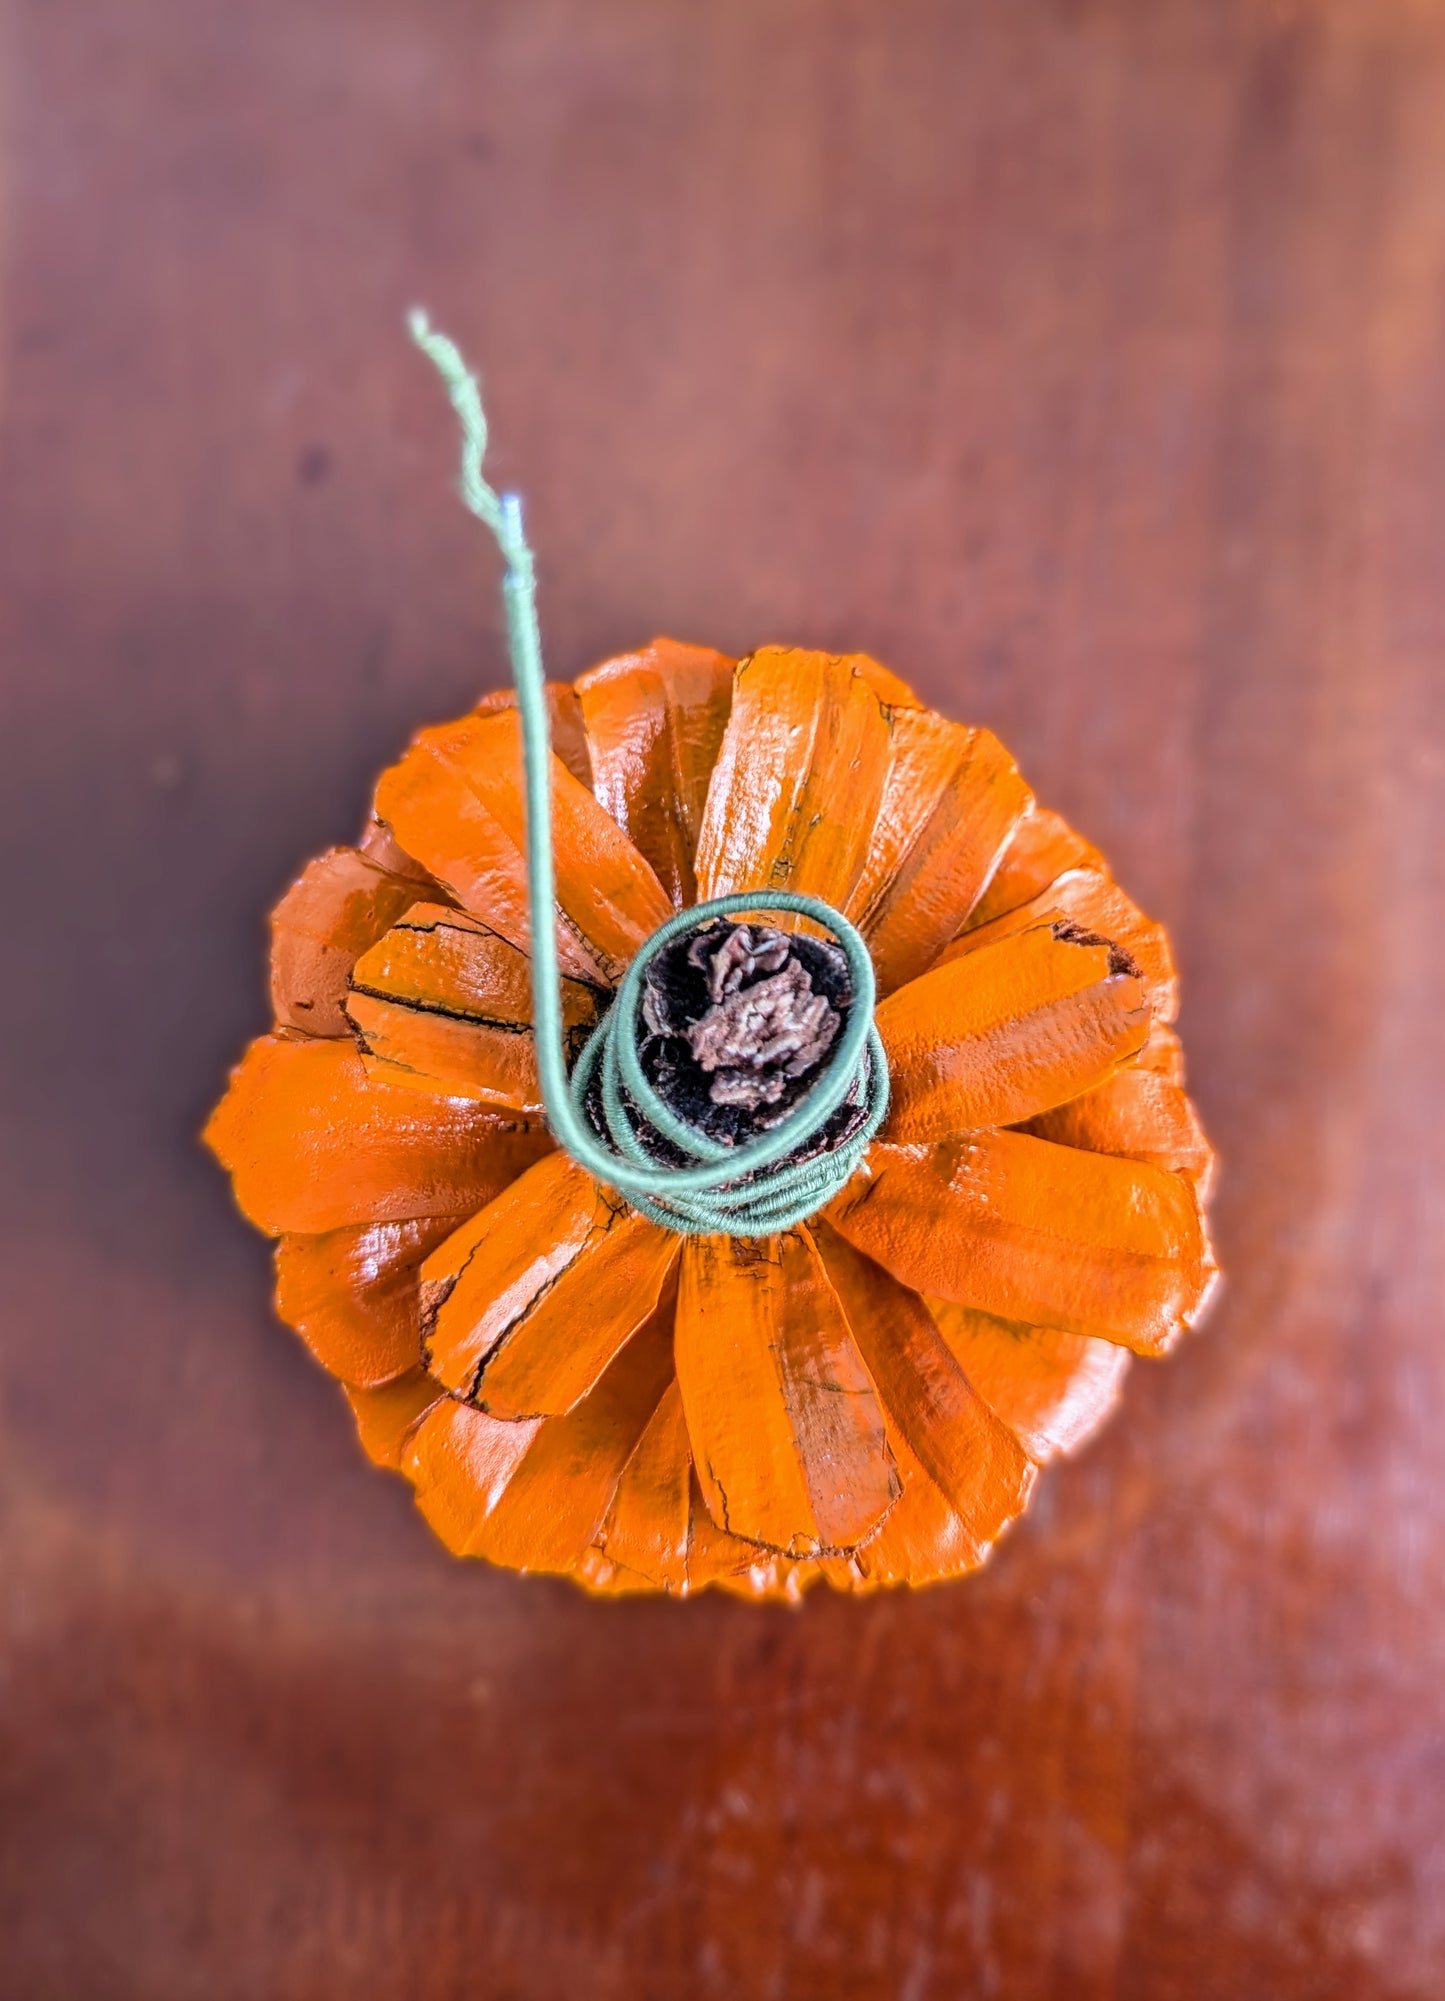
[[270, 846, 436, 1038], [475, 680, 593, 790], [571, 1550, 658, 1598], [473, 1242, 679, 1421], [966, 806, 1103, 929], [684, 1473, 812, 1598], [586, 1424, 818, 1601], [373, 708, 671, 985], [848, 713, 1031, 995], [205, 1034, 552, 1235], [828, 1132, 1209, 1356], [344, 902, 599, 1112], [345, 1369, 448, 1470], [878, 918, 1150, 1143], [420, 1155, 679, 1419], [693, 648, 893, 911], [944, 869, 1178, 1022], [674, 1232, 899, 1557], [813, 1222, 1034, 1553], [1020, 1067, 1216, 1193], [589, 1378, 694, 1591], [579, 1459, 809, 1601], [844, 1427, 1011, 1591], [274, 1213, 469, 1387], [576, 638, 736, 909], [853, 657, 922, 707], [1134, 1021, 1186, 1082], [404, 1288, 675, 1572], [357, 816, 435, 882], [925, 1297, 1130, 1463], [419, 1152, 597, 1388], [403, 1399, 541, 1552]]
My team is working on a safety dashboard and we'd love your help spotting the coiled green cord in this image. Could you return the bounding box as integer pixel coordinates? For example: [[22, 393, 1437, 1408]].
[[408, 312, 888, 1235]]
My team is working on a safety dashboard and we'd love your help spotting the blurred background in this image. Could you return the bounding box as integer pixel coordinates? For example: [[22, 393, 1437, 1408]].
[[1, 3, 1442, 1995]]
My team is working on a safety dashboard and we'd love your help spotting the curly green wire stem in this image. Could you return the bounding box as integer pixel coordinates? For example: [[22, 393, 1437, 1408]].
[[407, 311, 888, 1234]]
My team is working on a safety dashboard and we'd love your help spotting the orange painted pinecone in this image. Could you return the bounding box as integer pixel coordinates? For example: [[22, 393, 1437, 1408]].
[[206, 643, 1218, 1598]]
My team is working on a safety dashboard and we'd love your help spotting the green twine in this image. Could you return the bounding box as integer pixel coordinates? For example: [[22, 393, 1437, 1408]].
[[407, 311, 889, 1235]]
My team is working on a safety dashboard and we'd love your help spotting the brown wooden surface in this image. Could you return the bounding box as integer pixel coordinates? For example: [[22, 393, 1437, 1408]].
[[2, 3, 1443, 1995]]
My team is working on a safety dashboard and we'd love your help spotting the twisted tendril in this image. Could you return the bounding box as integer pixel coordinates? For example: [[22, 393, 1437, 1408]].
[[407, 311, 889, 1235]]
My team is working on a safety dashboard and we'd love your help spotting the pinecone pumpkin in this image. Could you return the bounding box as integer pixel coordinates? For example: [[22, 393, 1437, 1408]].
[[206, 641, 1217, 1598]]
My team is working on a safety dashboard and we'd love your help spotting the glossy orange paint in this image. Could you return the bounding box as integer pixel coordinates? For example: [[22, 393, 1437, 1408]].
[[270, 845, 439, 1037], [847, 710, 1031, 995], [693, 647, 893, 914], [207, 644, 1217, 1596], [576, 638, 735, 909], [877, 917, 1150, 1141], [828, 1131, 1213, 1356], [345, 901, 599, 1111], [204, 1033, 553, 1235], [373, 707, 672, 984], [274, 1213, 471, 1387], [674, 1229, 900, 1558], [945, 860, 1180, 1022]]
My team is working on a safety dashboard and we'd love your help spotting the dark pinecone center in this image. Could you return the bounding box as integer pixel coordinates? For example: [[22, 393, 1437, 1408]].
[[670, 922, 843, 1109], [585, 917, 870, 1168]]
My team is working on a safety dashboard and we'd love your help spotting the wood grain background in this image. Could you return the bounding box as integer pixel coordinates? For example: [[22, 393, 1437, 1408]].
[[1, 2, 1442, 1995]]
